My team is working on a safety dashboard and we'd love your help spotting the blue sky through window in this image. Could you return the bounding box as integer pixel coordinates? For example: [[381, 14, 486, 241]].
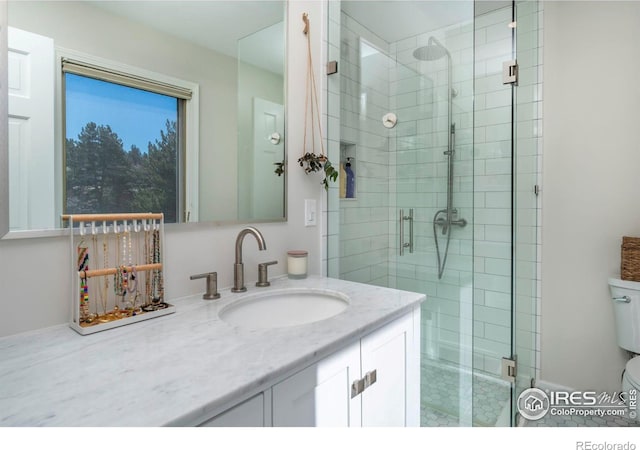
[[65, 73, 177, 152]]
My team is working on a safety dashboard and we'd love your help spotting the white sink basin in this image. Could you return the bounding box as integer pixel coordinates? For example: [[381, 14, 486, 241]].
[[218, 288, 349, 329]]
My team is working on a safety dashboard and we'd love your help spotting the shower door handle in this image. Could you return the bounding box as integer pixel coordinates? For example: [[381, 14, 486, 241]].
[[408, 208, 414, 253], [399, 209, 404, 256], [399, 209, 414, 256]]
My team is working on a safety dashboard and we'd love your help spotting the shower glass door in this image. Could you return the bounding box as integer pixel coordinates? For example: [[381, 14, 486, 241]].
[[470, 2, 516, 427], [511, 0, 542, 424], [391, 10, 476, 426], [326, 0, 539, 427]]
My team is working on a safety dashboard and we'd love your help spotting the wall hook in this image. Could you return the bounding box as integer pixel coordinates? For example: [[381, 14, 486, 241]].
[[302, 12, 309, 35]]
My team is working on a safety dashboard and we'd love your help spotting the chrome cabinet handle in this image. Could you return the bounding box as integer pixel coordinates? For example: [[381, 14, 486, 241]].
[[364, 369, 377, 388], [351, 378, 365, 398], [351, 369, 377, 398]]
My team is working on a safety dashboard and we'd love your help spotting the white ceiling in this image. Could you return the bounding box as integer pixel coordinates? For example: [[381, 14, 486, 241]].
[[90, 1, 506, 73], [341, 1, 473, 44], [92, 1, 285, 74]]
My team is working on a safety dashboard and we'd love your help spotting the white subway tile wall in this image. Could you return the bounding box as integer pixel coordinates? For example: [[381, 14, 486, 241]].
[[331, 10, 393, 287]]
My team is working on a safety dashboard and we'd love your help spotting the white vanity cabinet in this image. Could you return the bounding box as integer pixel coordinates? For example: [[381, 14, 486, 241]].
[[199, 393, 266, 427], [271, 308, 420, 427], [272, 339, 362, 426], [193, 307, 419, 427]]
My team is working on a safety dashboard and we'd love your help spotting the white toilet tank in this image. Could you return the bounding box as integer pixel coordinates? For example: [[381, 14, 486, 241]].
[[608, 278, 640, 353]]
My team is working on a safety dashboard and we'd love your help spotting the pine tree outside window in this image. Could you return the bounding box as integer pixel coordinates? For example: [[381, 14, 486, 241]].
[[62, 59, 192, 223]]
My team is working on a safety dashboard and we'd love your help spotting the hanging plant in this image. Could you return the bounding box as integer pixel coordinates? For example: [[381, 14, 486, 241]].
[[298, 153, 338, 190], [299, 12, 336, 191]]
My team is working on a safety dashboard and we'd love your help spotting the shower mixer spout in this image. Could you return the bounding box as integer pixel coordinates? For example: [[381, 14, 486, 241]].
[[434, 209, 467, 235], [433, 208, 467, 280]]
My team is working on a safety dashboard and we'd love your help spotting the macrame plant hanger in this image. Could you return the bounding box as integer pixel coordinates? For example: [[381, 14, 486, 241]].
[[302, 12, 326, 163], [299, 13, 337, 189]]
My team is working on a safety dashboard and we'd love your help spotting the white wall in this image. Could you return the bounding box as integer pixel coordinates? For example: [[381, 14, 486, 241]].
[[0, 0, 327, 338], [542, 1, 640, 392]]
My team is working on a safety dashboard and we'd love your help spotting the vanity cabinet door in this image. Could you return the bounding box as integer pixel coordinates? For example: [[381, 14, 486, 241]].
[[272, 342, 361, 427], [360, 312, 418, 426], [199, 393, 265, 427], [271, 308, 419, 427]]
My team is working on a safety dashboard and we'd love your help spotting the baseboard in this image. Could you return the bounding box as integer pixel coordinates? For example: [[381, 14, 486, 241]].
[[534, 379, 575, 392]]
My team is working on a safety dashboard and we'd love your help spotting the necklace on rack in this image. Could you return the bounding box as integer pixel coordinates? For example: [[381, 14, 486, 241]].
[[77, 239, 90, 324], [98, 232, 110, 323], [144, 227, 151, 306], [113, 229, 124, 318], [127, 230, 137, 296], [84, 235, 102, 324], [129, 224, 142, 314], [114, 230, 120, 295], [152, 228, 163, 304], [143, 225, 165, 312]]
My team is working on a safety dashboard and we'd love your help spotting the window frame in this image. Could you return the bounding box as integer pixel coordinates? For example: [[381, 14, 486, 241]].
[[55, 48, 200, 223]]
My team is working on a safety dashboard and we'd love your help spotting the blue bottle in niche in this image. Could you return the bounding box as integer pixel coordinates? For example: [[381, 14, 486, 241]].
[[345, 158, 355, 198]]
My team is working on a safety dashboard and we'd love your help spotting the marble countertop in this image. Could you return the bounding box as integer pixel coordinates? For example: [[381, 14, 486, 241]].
[[0, 276, 424, 426]]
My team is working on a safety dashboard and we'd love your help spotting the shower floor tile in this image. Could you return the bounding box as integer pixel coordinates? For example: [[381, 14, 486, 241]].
[[421, 405, 460, 427], [421, 359, 510, 427], [421, 361, 640, 427]]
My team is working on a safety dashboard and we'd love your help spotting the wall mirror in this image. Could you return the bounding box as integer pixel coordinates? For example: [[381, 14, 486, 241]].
[[3, 0, 286, 237]]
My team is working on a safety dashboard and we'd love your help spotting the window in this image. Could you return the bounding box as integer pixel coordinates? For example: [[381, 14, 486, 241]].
[[62, 58, 193, 223]]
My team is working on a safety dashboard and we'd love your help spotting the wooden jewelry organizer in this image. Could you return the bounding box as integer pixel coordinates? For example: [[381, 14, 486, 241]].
[[63, 213, 175, 335]]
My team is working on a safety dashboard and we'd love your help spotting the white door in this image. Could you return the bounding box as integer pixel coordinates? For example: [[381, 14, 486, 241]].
[[252, 97, 284, 219], [272, 342, 361, 426], [8, 27, 55, 230], [360, 314, 412, 426]]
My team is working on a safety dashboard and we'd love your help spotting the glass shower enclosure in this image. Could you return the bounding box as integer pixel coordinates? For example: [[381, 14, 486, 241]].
[[326, 0, 541, 426]]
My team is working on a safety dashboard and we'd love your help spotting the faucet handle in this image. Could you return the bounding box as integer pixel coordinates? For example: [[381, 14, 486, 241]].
[[256, 261, 278, 287], [190, 272, 221, 300]]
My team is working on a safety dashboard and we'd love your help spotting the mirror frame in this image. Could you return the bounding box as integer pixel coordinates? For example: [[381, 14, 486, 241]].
[[0, 0, 8, 239], [0, 0, 288, 240]]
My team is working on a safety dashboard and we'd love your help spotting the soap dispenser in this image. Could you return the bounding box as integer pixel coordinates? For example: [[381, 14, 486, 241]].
[[345, 158, 355, 198], [339, 162, 347, 198]]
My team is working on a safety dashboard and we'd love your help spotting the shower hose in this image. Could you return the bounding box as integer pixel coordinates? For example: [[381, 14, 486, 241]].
[[433, 209, 451, 280]]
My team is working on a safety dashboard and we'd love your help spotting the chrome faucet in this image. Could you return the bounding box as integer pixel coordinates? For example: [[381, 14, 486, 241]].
[[232, 227, 266, 292]]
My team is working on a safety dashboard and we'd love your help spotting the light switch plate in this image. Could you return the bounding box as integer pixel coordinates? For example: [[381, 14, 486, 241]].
[[304, 199, 317, 226]]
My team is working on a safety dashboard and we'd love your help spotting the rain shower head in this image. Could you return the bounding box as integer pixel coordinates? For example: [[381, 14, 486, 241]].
[[412, 36, 450, 61]]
